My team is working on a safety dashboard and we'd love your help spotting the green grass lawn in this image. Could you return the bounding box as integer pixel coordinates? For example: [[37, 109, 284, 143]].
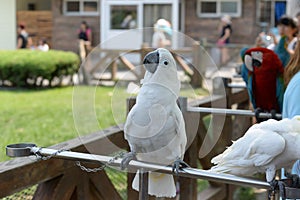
[[0, 86, 125, 161], [0, 85, 207, 161]]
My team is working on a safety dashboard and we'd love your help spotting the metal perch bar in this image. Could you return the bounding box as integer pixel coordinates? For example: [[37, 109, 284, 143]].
[[187, 106, 282, 119], [227, 83, 247, 89], [6, 144, 271, 190]]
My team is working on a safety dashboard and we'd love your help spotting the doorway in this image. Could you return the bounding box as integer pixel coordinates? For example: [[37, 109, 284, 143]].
[[101, 0, 180, 49]]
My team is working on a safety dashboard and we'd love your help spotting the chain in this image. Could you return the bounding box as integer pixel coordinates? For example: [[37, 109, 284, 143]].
[[33, 147, 69, 161], [75, 151, 125, 173], [32, 147, 126, 173]]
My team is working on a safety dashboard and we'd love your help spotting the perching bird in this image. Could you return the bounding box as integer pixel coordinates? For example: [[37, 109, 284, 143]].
[[244, 47, 284, 121], [274, 36, 290, 67], [121, 48, 187, 197], [210, 116, 300, 183]]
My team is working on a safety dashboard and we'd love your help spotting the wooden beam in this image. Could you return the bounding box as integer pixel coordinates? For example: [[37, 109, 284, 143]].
[[119, 55, 141, 79], [197, 185, 226, 200], [174, 55, 194, 76]]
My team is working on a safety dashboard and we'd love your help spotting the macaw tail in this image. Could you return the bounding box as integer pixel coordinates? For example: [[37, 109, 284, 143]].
[[132, 170, 176, 197]]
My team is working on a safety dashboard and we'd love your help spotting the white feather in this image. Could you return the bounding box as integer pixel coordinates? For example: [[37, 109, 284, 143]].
[[244, 54, 253, 71], [211, 116, 300, 182], [126, 82, 140, 94]]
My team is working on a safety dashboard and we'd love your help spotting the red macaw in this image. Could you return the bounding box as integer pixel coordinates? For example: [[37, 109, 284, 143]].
[[244, 47, 284, 121]]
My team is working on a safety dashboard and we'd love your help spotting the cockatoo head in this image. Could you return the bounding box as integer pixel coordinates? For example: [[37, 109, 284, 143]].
[[142, 48, 180, 97]]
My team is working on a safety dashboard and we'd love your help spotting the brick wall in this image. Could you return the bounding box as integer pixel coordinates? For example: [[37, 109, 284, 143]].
[[51, 0, 100, 52], [184, 0, 260, 45]]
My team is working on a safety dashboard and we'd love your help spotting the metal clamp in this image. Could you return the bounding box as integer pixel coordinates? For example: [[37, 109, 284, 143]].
[[6, 143, 37, 157]]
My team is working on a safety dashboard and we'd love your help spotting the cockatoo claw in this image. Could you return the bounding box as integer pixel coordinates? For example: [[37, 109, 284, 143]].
[[172, 158, 190, 176], [120, 152, 136, 170], [268, 179, 278, 199], [255, 107, 263, 122]]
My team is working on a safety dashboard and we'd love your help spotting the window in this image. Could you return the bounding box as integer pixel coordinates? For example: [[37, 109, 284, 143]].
[[257, 0, 286, 28], [197, 0, 241, 18], [110, 5, 137, 29], [63, 0, 99, 15]]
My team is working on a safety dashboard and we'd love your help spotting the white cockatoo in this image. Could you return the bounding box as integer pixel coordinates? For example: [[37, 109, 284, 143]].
[[210, 116, 300, 183], [121, 48, 187, 197]]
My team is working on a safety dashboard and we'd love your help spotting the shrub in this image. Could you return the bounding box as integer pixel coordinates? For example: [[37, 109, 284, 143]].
[[0, 50, 80, 87]]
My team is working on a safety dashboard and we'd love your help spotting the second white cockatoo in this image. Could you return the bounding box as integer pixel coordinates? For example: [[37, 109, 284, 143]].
[[121, 48, 187, 197], [211, 116, 300, 183]]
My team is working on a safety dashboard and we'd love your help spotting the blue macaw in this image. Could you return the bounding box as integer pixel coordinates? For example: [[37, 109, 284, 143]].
[[274, 36, 290, 67]]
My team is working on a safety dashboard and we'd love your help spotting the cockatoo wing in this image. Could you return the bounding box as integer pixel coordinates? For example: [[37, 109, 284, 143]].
[[211, 126, 285, 176]]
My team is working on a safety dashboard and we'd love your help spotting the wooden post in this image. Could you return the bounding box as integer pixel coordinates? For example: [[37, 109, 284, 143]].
[[110, 56, 118, 81], [140, 43, 150, 77], [191, 41, 202, 88], [126, 97, 139, 200], [178, 97, 199, 200]]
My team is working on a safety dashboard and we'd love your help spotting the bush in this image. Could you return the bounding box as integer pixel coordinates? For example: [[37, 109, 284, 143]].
[[0, 50, 80, 87]]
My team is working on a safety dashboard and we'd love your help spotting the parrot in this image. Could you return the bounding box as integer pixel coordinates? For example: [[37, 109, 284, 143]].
[[274, 36, 290, 67], [239, 47, 249, 85], [243, 47, 284, 121], [120, 48, 187, 198], [210, 116, 300, 184]]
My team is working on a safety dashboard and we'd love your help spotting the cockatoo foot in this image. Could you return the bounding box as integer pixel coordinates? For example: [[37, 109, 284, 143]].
[[268, 179, 278, 191], [172, 158, 190, 175], [268, 179, 278, 198], [120, 152, 136, 170], [255, 107, 263, 122]]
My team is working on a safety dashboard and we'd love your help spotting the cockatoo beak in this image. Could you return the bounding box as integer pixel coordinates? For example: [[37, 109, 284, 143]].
[[143, 51, 159, 73], [244, 55, 253, 72]]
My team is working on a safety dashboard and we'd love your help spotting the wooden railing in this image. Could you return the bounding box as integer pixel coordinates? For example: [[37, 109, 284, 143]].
[[82, 43, 204, 87], [0, 77, 251, 200]]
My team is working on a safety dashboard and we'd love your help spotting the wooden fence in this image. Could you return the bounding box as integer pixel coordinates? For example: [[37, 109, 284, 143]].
[[81, 43, 204, 87], [0, 77, 251, 200], [82, 42, 248, 88]]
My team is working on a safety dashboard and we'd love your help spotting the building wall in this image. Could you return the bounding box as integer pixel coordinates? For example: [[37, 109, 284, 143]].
[[52, 0, 100, 52], [52, 0, 259, 52], [17, 0, 51, 11], [184, 0, 260, 45], [0, 0, 16, 50], [17, 11, 53, 47]]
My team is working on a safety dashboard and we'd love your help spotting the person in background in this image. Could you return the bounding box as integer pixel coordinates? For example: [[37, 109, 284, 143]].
[[281, 41, 300, 184], [78, 21, 92, 60], [274, 16, 298, 66], [217, 15, 232, 65], [37, 38, 49, 52], [121, 12, 136, 29], [17, 24, 29, 49], [152, 19, 172, 48]]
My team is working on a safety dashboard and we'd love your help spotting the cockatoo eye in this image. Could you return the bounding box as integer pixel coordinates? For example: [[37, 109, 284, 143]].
[[163, 60, 169, 66]]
